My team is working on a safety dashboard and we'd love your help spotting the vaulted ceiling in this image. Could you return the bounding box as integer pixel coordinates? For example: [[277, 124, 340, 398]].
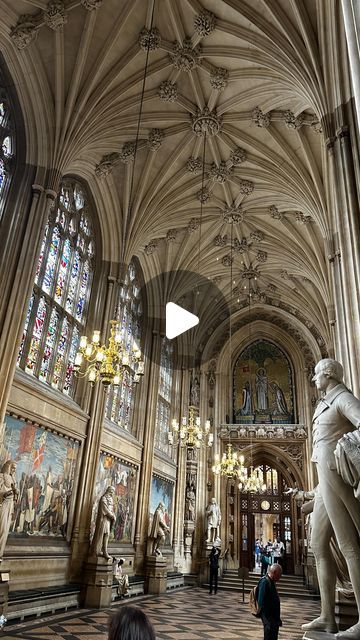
[[2, 0, 346, 362]]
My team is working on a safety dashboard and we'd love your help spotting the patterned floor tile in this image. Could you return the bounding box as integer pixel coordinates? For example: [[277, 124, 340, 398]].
[[2, 587, 320, 640]]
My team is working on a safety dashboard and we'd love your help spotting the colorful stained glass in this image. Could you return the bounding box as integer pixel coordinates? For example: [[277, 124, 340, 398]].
[[42, 226, 60, 294], [0, 102, 5, 126], [0, 158, 5, 195], [2, 135, 11, 157], [17, 293, 34, 364], [54, 237, 71, 305], [155, 338, 173, 454], [19, 180, 94, 396], [0, 86, 14, 220]]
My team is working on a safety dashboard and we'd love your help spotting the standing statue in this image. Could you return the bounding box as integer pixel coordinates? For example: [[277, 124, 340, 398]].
[[184, 484, 195, 521], [269, 381, 288, 415], [206, 497, 221, 543], [301, 358, 360, 639], [240, 381, 253, 415], [0, 460, 18, 562], [150, 502, 170, 556], [91, 486, 116, 561]]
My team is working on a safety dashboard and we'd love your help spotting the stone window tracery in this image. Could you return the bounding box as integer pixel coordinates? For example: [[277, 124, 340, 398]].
[[155, 337, 173, 455], [0, 83, 14, 219], [105, 262, 142, 433], [17, 180, 95, 395]]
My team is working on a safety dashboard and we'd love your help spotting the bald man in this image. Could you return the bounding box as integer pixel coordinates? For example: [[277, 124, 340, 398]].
[[257, 563, 282, 640]]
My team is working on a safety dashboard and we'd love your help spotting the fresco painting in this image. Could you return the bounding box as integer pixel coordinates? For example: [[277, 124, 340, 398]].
[[1, 415, 79, 538], [233, 340, 294, 424], [149, 475, 173, 543], [92, 454, 137, 544]]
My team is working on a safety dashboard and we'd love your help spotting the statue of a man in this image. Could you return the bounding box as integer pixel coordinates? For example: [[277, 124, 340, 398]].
[[185, 484, 195, 521], [150, 502, 170, 556], [206, 497, 221, 543], [0, 460, 18, 562], [302, 358, 360, 639], [91, 486, 116, 561]]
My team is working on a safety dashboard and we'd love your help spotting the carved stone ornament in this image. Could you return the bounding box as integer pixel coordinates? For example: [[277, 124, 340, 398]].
[[295, 211, 312, 224], [214, 234, 228, 247], [166, 229, 177, 243], [187, 217, 200, 233], [10, 14, 40, 48], [191, 107, 222, 137], [239, 179, 254, 195], [280, 269, 290, 279], [196, 187, 211, 203], [147, 128, 164, 151], [212, 275, 222, 284], [233, 237, 248, 253], [250, 289, 266, 302], [250, 229, 264, 242], [241, 266, 260, 280], [158, 80, 178, 102], [170, 38, 200, 72], [267, 283, 277, 293], [210, 67, 229, 91], [252, 106, 271, 128], [222, 204, 245, 224], [119, 141, 136, 164], [230, 147, 247, 165], [186, 156, 203, 174], [44, 2, 67, 30], [209, 161, 233, 183], [95, 153, 120, 178], [144, 240, 158, 255], [138, 27, 161, 51], [283, 110, 304, 130], [269, 205, 283, 220], [194, 9, 216, 37], [221, 254, 234, 267], [311, 118, 323, 134], [257, 250, 268, 263], [81, 0, 103, 9]]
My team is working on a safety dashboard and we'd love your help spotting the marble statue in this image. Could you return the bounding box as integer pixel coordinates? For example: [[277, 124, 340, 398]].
[[150, 502, 170, 556], [206, 497, 221, 543], [0, 460, 18, 562], [301, 358, 360, 639], [185, 484, 195, 521], [91, 486, 116, 560]]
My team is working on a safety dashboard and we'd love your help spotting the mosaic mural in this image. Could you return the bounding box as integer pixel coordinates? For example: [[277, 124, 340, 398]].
[[233, 340, 294, 424], [149, 475, 174, 542], [92, 454, 138, 544], [1, 415, 79, 538]]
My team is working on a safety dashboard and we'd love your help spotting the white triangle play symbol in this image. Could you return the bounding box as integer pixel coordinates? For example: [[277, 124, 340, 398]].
[[166, 302, 199, 339]]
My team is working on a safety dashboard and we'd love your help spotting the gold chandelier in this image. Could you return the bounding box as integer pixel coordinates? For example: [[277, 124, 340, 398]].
[[212, 443, 266, 493], [74, 319, 144, 387], [212, 443, 239, 477], [168, 406, 214, 448]]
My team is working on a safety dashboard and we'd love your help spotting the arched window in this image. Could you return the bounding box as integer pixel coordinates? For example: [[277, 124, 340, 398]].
[[17, 180, 95, 396], [105, 262, 142, 433], [155, 337, 173, 454], [0, 81, 15, 219]]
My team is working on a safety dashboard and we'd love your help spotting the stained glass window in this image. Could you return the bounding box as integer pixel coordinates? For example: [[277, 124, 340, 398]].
[[105, 262, 143, 433], [155, 338, 174, 455], [18, 180, 95, 396], [0, 81, 15, 219]]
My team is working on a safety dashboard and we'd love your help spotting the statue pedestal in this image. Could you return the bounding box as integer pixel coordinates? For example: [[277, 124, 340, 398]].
[[83, 556, 113, 608], [0, 569, 10, 617], [335, 588, 358, 631], [145, 556, 167, 595]]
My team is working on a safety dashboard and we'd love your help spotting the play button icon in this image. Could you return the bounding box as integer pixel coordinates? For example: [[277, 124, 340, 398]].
[[166, 302, 199, 340]]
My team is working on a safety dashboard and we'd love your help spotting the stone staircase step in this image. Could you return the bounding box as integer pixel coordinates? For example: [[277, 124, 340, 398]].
[[204, 571, 320, 600]]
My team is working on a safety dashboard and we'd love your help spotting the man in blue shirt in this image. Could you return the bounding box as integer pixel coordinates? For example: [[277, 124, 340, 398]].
[[257, 563, 282, 640]]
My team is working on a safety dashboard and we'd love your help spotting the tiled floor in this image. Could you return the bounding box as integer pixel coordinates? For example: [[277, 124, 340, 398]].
[[1, 588, 320, 640]]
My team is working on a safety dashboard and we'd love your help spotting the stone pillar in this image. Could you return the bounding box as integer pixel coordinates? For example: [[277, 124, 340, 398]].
[[341, 0, 360, 135], [0, 570, 10, 618], [133, 327, 161, 573], [70, 275, 118, 580]]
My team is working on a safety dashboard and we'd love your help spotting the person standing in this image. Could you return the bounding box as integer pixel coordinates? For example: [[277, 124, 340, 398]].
[[257, 563, 282, 640], [209, 544, 221, 594]]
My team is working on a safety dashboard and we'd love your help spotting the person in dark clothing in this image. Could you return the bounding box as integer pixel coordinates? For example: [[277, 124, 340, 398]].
[[257, 563, 282, 640], [261, 550, 271, 576], [209, 544, 221, 594]]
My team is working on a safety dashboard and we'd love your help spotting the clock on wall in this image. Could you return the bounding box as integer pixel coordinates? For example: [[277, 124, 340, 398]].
[[261, 500, 271, 511]]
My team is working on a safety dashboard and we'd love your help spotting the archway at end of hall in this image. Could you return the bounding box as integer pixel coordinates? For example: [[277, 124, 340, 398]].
[[225, 447, 305, 575]]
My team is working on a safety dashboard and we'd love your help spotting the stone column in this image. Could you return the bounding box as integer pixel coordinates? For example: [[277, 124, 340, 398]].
[[133, 327, 161, 573], [341, 0, 360, 135], [70, 275, 117, 581]]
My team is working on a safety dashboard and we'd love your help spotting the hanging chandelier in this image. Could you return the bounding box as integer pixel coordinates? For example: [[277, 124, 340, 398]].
[[212, 443, 266, 493], [74, 319, 144, 387], [238, 461, 266, 493], [168, 406, 213, 448], [212, 443, 239, 477]]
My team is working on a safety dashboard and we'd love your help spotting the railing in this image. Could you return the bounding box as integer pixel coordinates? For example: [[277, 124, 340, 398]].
[[218, 423, 307, 440]]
